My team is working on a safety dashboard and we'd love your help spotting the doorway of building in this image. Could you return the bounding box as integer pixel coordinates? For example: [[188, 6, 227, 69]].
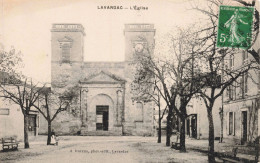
[[186, 118, 190, 136], [28, 114, 37, 136], [191, 114, 197, 138], [96, 105, 109, 131], [241, 111, 247, 145]]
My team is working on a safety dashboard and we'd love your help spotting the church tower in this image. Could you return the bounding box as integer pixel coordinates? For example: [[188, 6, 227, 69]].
[[124, 24, 155, 61], [51, 24, 85, 89], [123, 24, 156, 136]]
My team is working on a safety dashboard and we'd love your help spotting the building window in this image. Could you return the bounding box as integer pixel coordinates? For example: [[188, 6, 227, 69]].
[[244, 72, 248, 95], [230, 54, 234, 70], [229, 86, 232, 100], [135, 102, 143, 122], [61, 43, 71, 63], [228, 112, 235, 135], [242, 51, 248, 65], [226, 86, 230, 101], [228, 84, 235, 100], [233, 84, 236, 100], [229, 112, 233, 135], [238, 76, 243, 98], [58, 36, 73, 63], [240, 73, 248, 98], [0, 108, 9, 115]]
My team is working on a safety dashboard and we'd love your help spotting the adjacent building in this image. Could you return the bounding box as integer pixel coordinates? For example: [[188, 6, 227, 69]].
[[186, 94, 221, 139], [222, 48, 260, 144], [0, 72, 39, 141]]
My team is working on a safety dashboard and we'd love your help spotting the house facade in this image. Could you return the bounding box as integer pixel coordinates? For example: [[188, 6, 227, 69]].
[[0, 73, 40, 140], [0, 97, 24, 141], [39, 23, 156, 136], [186, 94, 221, 139], [222, 48, 260, 145]]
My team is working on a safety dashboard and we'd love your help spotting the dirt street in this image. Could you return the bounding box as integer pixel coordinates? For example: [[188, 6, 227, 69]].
[[1, 136, 209, 163]]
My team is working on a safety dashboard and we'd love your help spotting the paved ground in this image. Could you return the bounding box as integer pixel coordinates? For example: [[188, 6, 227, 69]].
[[0, 136, 212, 163], [1, 135, 257, 163]]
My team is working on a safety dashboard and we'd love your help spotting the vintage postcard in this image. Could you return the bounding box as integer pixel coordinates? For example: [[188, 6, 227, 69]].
[[0, 0, 260, 163]]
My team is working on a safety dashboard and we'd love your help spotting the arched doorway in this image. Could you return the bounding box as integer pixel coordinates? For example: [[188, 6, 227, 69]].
[[89, 94, 114, 131]]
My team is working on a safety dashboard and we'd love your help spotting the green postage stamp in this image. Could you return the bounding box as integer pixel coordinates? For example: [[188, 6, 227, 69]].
[[217, 5, 254, 49]]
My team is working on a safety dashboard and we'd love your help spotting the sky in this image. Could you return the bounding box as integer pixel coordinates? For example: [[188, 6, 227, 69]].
[[0, 0, 209, 82]]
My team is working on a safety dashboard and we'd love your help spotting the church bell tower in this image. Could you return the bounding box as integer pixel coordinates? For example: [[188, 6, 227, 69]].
[[51, 24, 85, 88], [123, 24, 156, 136], [124, 24, 155, 61]]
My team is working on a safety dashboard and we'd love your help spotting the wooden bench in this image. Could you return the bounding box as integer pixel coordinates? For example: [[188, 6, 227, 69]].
[[222, 158, 241, 163], [221, 147, 240, 163], [2, 137, 19, 151], [171, 133, 180, 150]]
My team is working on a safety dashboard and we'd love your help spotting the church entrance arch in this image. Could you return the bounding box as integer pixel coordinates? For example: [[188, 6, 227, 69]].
[[89, 94, 114, 131]]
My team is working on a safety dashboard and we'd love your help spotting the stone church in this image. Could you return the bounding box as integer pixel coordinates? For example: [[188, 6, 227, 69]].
[[39, 23, 156, 136]]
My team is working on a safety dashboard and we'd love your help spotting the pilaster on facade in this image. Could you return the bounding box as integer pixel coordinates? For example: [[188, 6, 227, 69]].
[[81, 87, 88, 127]]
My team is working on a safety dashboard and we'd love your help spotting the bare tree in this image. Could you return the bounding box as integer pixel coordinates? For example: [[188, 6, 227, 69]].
[[32, 86, 79, 145], [132, 28, 204, 151], [0, 78, 45, 148], [167, 28, 205, 152], [156, 92, 168, 144], [132, 52, 176, 147]]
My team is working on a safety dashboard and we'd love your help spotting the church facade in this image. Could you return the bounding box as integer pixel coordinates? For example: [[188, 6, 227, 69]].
[[39, 23, 156, 136]]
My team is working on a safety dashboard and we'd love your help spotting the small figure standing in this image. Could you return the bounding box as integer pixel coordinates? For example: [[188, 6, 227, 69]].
[[50, 129, 56, 145]]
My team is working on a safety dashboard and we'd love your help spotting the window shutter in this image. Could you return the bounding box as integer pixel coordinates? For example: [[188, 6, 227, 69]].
[[229, 86, 232, 100], [233, 112, 235, 136], [239, 77, 243, 98], [231, 86, 234, 100], [233, 85, 236, 100], [226, 86, 229, 101], [226, 112, 229, 136], [245, 73, 248, 94], [242, 75, 245, 98]]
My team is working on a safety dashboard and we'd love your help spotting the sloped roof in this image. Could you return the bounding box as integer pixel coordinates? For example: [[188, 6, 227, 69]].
[[58, 36, 73, 42], [79, 71, 126, 84]]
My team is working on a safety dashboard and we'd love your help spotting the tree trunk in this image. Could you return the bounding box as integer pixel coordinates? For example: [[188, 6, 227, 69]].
[[220, 108, 223, 143], [47, 121, 52, 145], [24, 114, 30, 148], [166, 107, 173, 146], [166, 115, 171, 146], [255, 136, 260, 162], [158, 118, 162, 143], [179, 116, 186, 152], [207, 106, 215, 162]]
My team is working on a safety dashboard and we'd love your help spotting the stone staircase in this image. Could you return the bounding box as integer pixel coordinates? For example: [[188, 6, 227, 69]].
[[80, 126, 123, 136], [80, 130, 122, 136]]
